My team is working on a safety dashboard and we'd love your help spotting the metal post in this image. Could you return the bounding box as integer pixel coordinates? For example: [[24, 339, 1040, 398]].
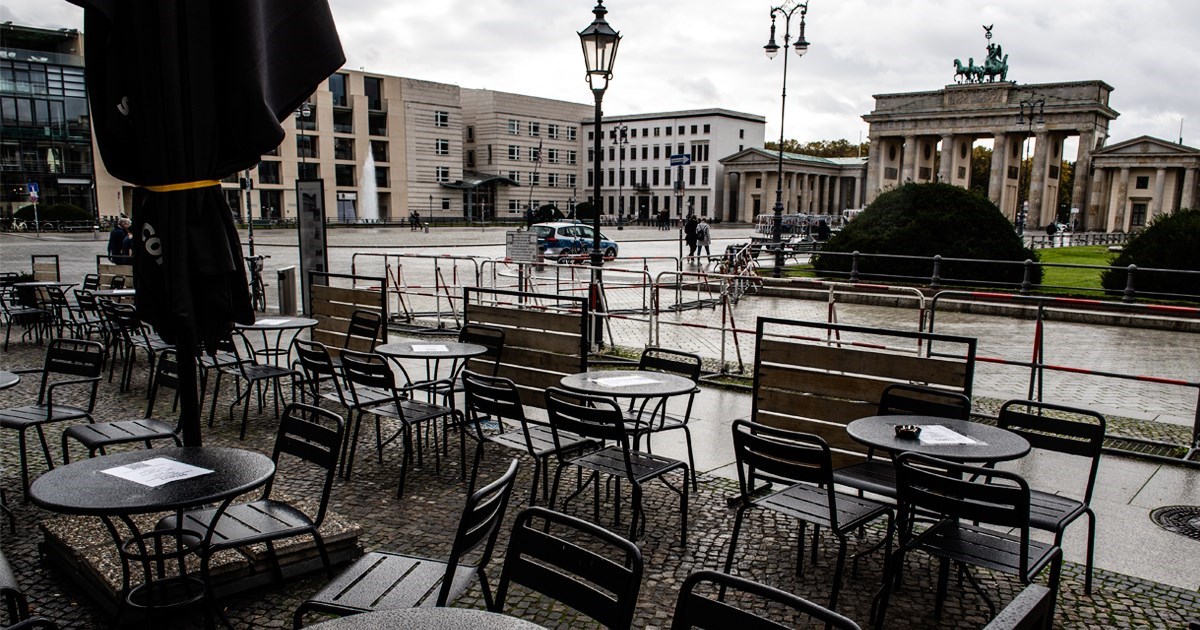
[[591, 89, 606, 347], [244, 168, 255, 256]]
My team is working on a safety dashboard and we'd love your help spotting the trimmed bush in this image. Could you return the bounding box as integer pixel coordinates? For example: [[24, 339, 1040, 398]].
[[14, 202, 91, 223], [1101, 208, 1200, 298], [813, 183, 1041, 286]]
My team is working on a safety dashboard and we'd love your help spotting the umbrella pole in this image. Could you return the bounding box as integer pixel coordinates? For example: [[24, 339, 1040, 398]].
[[177, 327, 203, 447]]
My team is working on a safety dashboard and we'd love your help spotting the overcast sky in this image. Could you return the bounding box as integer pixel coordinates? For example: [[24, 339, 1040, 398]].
[[6, 0, 1199, 149]]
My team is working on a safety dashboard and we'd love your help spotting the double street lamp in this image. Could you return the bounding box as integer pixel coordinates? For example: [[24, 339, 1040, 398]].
[[579, 1, 621, 347], [764, 1, 810, 278], [611, 124, 629, 229], [1017, 97, 1045, 229]]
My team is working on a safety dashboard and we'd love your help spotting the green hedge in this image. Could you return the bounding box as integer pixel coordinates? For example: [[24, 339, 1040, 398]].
[[1101, 208, 1200, 296], [14, 202, 91, 222]]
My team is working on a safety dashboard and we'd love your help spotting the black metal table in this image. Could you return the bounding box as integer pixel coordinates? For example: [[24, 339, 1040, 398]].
[[92, 288, 136, 299], [846, 415, 1031, 463], [28, 446, 275, 620], [236, 316, 317, 366], [375, 340, 487, 395], [559, 369, 696, 400], [305, 607, 543, 629], [0, 370, 18, 391]]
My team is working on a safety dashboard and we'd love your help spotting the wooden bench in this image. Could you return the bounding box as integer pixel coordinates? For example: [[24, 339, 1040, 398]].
[[752, 317, 977, 468], [464, 287, 588, 409], [309, 272, 388, 357]]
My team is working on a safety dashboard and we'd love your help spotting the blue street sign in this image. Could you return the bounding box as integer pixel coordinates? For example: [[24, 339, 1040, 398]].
[[26, 182, 39, 202], [669, 154, 692, 166]]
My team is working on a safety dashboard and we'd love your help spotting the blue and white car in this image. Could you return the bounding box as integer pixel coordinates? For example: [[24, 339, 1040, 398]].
[[533, 222, 619, 261]]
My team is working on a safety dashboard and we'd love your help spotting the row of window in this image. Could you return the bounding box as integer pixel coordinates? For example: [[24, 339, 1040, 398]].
[[600, 194, 709, 215], [504, 171, 578, 187], [507, 119, 578, 140], [587, 143, 711, 163], [590, 122, 718, 141], [504, 199, 579, 213], [586, 166, 710, 188], [506, 146, 578, 164], [293, 136, 390, 162]]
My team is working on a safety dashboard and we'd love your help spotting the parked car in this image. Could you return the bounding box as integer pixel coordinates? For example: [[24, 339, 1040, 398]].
[[532, 221, 619, 261]]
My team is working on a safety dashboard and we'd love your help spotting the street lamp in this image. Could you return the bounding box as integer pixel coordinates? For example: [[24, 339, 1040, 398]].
[[1017, 97, 1045, 229], [579, 1, 620, 348], [295, 102, 312, 176], [764, 0, 810, 278], [611, 124, 628, 229]]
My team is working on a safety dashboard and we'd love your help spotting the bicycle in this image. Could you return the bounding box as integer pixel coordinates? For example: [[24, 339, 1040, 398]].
[[244, 254, 270, 312]]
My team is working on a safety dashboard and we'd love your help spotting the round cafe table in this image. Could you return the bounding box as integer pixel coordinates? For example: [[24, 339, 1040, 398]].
[[236, 316, 317, 366], [0, 370, 18, 391], [375, 340, 488, 395], [92, 288, 136, 298], [305, 607, 542, 629], [559, 369, 696, 400], [846, 415, 1030, 463]]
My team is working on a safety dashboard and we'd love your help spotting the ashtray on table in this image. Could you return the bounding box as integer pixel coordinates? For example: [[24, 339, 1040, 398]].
[[894, 424, 922, 439]]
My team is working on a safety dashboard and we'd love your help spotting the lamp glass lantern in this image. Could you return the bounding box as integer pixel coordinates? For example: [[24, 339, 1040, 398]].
[[579, 2, 621, 92]]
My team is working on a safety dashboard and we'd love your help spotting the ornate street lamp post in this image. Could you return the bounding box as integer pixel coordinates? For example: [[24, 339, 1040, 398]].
[[764, 1, 810, 278], [611, 124, 628, 229], [579, 1, 620, 347], [1017, 97, 1045, 231]]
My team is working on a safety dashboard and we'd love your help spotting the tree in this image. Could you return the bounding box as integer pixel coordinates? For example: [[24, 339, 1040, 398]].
[[813, 182, 1041, 286], [764, 139, 869, 158], [1101, 208, 1200, 298]]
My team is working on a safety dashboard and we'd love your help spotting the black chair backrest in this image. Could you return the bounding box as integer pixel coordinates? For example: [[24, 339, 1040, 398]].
[[339, 349, 397, 405], [671, 569, 862, 630], [147, 348, 181, 420], [894, 452, 1033, 573], [1, 548, 30, 625], [459, 323, 505, 374], [998, 400, 1105, 503], [82, 273, 100, 291], [72, 289, 98, 314], [344, 309, 383, 350], [639, 347, 701, 382], [730, 420, 839, 525], [108, 275, 126, 290], [462, 370, 533, 444], [436, 458, 520, 606], [37, 339, 104, 405], [293, 339, 346, 403], [263, 403, 345, 527], [493, 506, 643, 630], [878, 383, 971, 419], [545, 386, 630, 449]]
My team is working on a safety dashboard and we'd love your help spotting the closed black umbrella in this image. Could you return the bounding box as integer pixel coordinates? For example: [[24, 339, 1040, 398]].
[[69, 0, 345, 445]]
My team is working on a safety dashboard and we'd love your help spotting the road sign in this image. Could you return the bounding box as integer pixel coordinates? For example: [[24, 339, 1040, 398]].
[[27, 182, 39, 202], [506, 230, 539, 263], [669, 154, 691, 166]]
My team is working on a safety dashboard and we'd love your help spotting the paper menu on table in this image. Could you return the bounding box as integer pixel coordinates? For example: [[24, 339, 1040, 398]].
[[588, 375, 661, 388], [916, 424, 981, 446], [255, 318, 291, 326], [411, 344, 450, 353], [101, 458, 215, 488]]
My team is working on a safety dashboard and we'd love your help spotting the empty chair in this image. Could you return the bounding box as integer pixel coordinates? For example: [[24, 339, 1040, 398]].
[[671, 569, 862, 630], [871, 453, 1063, 629], [157, 404, 345, 601], [461, 370, 595, 502], [833, 383, 971, 499], [61, 348, 182, 462], [490, 506, 643, 630], [209, 329, 293, 439], [0, 339, 104, 498], [293, 459, 519, 628], [1, 286, 50, 350], [424, 323, 506, 407], [102, 301, 173, 393], [81, 273, 100, 291], [624, 347, 702, 490], [545, 387, 689, 545], [998, 399, 1105, 595], [724, 420, 893, 611], [2, 547, 31, 626]]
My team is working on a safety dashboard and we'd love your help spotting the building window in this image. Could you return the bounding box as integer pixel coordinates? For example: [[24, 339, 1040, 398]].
[[547, 148, 559, 163], [691, 125, 698, 134], [548, 124, 560, 139], [567, 150, 577, 165], [435, 166, 450, 182], [528, 121, 540, 136], [434, 110, 449, 127], [653, 146, 660, 160], [509, 200, 520, 212], [508, 119, 520, 135], [364, 76, 383, 110], [466, 150, 475, 168], [607, 169, 614, 186], [371, 140, 388, 162], [701, 196, 709, 215], [701, 167, 709, 186], [587, 171, 594, 187], [703, 124, 711, 133], [529, 146, 540, 162], [689, 167, 697, 186], [297, 134, 318, 160], [329, 73, 348, 107], [258, 161, 280, 185], [1135, 176, 1150, 189], [567, 127, 577, 140], [652, 169, 660, 186], [665, 126, 672, 136], [435, 138, 449, 155], [531, 172, 540, 186], [654, 127, 661, 137], [678, 126, 685, 135], [587, 148, 594, 163], [755, 177, 762, 188], [442, 198, 451, 210], [508, 171, 520, 183], [1130, 202, 1148, 226], [568, 174, 577, 188], [335, 164, 355, 187], [548, 173, 559, 187], [678, 143, 686, 155], [739, 129, 745, 139], [466, 126, 475, 142], [508, 145, 520, 160], [587, 130, 594, 141], [334, 137, 355, 160]]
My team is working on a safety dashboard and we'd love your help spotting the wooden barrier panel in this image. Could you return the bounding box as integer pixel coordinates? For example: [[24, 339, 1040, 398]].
[[465, 287, 588, 409], [32, 255, 59, 282], [752, 317, 976, 462], [310, 273, 387, 356], [97, 262, 133, 288]]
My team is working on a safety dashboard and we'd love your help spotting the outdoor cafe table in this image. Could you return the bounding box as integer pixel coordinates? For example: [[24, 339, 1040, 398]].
[[92, 288, 136, 299], [305, 607, 543, 629], [559, 369, 696, 431], [374, 340, 487, 397], [28, 446, 275, 617], [0, 370, 18, 390], [236, 316, 317, 367], [846, 415, 1031, 463]]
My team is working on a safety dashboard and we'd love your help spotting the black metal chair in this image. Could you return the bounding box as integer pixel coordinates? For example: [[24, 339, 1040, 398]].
[[871, 452, 1063, 629], [0, 286, 50, 351], [423, 323, 506, 407], [156, 404, 345, 602], [210, 329, 294, 439], [724, 420, 893, 611], [2, 547, 31, 627], [671, 569, 862, 630], [291, 341, 392, 464], [81, 273, 100, 291], [545, 387, 690, 545], [103, 301, 174, 394], [327, 309, 383, 371], [0, 338, 104, 498], [339, 349, 460, 497], [292, 459, 519, 628], [461, 370, 595, 502], [61, 348, 182, 462], [832, 383, 972, 499], [998, 399, 1105, 595], [68, 289, 105, 341], [624, 347, 702, 490], [490, 506, 644, 630]]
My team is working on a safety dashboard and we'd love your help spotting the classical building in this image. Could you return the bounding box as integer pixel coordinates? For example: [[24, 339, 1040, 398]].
[[1089, 136, 1200, 231], [718, 149, 867, 223], [862, 80, 1118, 230], [0, 24, 94, 219], [584, 109, 766, 222]]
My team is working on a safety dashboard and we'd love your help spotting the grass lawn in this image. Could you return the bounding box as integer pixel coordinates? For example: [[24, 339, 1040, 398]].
[[1037, 245, 1116, 291]]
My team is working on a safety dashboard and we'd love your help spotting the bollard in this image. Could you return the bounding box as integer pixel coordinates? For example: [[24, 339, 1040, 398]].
[[930, 255, 942, 290], [1123, 264, 1137, 303], [1020, 259, 1033, 295], [277, 266, 298, 315], [850, 251, 860, 283]]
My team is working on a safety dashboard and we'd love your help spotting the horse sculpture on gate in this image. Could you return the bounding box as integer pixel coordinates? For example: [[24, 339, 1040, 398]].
[[953, 58, 982, 84], [953, 25, 1010, 84]]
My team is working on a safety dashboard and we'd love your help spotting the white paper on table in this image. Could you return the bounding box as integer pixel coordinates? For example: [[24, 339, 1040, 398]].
[[411, 344, 450, 353], [100, 457, 215, 488], [588, 375, 661, 388], [916, 424, 981, 446], [255, 318, 291, 326]]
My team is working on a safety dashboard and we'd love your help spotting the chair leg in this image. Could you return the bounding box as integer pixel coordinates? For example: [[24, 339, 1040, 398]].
[[934, 557, 951, 618], [1083, 508, 1096, 595], [723, 505, 748, 574], [17, 428, 31, 501], [829, 537, 848, 610], [681, 425, 698, 490]]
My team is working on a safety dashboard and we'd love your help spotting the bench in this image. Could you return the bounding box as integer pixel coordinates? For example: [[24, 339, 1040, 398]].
[[982, 584, 1054, 630]]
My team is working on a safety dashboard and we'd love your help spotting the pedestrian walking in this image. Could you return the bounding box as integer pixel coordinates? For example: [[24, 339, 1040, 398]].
[[107, 217, 132, 263], [684, 214, 699, 259], [696, 218, 712, 257]]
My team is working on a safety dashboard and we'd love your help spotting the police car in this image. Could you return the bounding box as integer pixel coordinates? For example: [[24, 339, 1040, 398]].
[[532, 222, 619, 261]]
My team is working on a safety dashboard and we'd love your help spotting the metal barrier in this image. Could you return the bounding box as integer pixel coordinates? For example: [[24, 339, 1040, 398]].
[[351, 252, 481, 331], [928, 290, 1200, 460]]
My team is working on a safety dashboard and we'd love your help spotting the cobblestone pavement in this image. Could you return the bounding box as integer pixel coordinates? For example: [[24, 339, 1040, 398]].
[[2, 341, 1199, 628]]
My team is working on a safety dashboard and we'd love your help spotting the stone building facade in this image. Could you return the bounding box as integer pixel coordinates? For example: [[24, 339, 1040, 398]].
[[718, 149, 867, 223], [1089, 136, 1200, 232]]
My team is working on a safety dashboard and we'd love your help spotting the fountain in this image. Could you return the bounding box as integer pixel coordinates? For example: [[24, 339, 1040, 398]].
[[359, 151, 379, 222]]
